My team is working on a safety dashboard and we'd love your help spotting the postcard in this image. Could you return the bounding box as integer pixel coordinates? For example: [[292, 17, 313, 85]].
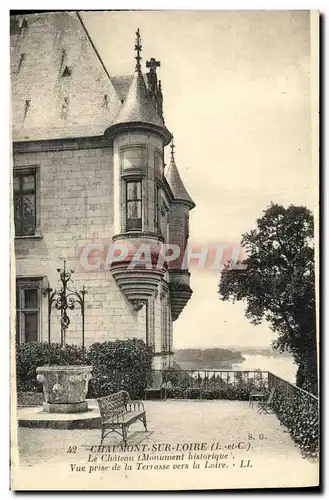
[[10, 9, 319, 491]]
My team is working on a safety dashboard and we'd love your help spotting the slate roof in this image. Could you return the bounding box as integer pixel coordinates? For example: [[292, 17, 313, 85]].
[[10, 12, 122, 141], [165, 157, 195, 209], [106, 66, 172, 145], [10, 12, 172, 145], [10, 12, 194, 207], [112, 69, 164, 127], [111, 74, 152, 103]]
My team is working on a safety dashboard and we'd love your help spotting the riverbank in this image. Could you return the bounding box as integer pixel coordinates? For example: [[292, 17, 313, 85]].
[[174, 352, 297, 384]]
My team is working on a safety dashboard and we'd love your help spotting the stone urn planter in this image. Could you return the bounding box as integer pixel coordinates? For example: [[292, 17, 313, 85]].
[[36, 365, 93, 413]]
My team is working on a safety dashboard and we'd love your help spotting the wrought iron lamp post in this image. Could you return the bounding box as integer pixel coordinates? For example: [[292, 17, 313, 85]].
[[44, 260, 87, 355], [37, 261, 92, 414]]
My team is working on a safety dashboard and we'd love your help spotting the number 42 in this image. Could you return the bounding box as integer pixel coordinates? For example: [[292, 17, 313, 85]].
[[67, 446, 77, 453]]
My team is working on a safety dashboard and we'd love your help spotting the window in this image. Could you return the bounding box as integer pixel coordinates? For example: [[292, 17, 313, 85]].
[[184, 213, 189, 247], [121, 146, 147, 171], [155, 185, 160, 231], [157, 189, 169, 241], [126, 180, 142, 231], [146, 297, 155, 353], [13, 170, 36, 236], [16, 279, 41, 343], [154, 149, 163, 177], [161, 295, 169, 352]]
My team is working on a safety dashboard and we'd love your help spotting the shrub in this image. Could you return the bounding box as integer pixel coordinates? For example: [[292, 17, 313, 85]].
[[15, 342, 87, 392], [87, 338, 153, 399], [163, 369, 194, 389], [163, 378, 268, 401], [16, 339, 153, 399], [271, 389, 319, 458]]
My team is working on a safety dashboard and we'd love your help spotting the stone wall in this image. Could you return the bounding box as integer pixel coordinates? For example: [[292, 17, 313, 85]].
[[13, 143, 150, 346]]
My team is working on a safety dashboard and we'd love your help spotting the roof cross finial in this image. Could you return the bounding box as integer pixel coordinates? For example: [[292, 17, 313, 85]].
[[170, 136, 175, 162], [146, 57, 161, 73], [134, 28, 142, 71]]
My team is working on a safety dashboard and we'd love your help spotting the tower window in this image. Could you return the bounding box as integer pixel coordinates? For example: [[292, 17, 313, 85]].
[[120, 146, 147, 171], [161, 294, 169, 353], [156, 188, 169, 240], [184, 213, 189, 246], [126, 180, 142, 231], [155, 185, 160, 230], [154, 149, 163, 176]]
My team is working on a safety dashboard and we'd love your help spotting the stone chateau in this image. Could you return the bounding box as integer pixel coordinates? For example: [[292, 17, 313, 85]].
[[11, 12, 195, 368]]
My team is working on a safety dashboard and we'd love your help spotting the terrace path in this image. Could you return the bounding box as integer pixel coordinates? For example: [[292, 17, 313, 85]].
[[12, 400, 318, 490]]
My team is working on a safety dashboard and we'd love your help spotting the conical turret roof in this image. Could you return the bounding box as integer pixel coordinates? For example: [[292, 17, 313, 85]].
[[112, 69, 164, 127], [165, 142, 195, 209], [105, 29, 172, 145]]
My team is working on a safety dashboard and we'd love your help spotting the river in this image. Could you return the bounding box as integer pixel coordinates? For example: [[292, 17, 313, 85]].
[[231, 353, 297, 384]]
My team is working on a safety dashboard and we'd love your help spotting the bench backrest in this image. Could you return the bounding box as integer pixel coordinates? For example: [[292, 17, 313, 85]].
[[97, 391, 130, 420]]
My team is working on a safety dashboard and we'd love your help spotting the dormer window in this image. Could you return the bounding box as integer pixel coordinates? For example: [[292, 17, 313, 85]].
[[126, 180, 142, 231]]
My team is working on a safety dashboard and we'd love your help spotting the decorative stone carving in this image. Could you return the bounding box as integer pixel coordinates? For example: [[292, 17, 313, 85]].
[[168, 270, 193, 321], [110, 262, 166, 308], [109, 235, 166, 308], [132, 299, 147, 311], [36, 365, 92, 413]]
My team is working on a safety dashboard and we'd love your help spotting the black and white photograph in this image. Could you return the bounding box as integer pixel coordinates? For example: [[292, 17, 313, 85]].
[[9, 9, 319, 491]]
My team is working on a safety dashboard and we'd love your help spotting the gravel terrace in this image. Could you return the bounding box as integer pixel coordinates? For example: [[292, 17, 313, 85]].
[[12, 400, 318, 490]]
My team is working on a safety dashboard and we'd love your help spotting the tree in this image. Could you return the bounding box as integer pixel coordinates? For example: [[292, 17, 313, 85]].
[[219, 203, 317, 395]]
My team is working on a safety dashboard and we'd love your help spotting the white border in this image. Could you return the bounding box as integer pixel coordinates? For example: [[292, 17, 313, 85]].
[[2, 2, 326, 498]]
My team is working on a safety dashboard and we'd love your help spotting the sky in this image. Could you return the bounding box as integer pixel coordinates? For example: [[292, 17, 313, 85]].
[[81, 10, 315, 349]]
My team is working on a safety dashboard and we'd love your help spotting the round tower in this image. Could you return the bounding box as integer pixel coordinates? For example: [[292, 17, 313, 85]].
[[104, 28, 172, 311], [165, 138, 195, 320]]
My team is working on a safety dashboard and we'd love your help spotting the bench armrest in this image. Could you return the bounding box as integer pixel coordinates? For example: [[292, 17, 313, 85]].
[[125, 400, 145, 412]]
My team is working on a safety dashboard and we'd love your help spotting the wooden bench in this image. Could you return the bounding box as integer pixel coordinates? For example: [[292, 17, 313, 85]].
[[97, 390, 147, 446]]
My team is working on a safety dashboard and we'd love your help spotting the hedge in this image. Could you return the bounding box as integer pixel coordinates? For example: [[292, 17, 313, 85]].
[[270, 389, 319, 458], [162, 372, 268, 401], [164, 384, 267, 401], [16, 339, 153, 399], [87, 339, 153, 399]]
